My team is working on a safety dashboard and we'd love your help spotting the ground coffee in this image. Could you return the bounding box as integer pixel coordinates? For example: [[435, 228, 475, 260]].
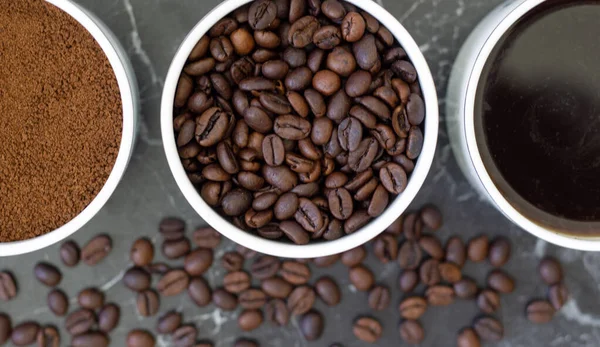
[[0, 0, 122, 242]]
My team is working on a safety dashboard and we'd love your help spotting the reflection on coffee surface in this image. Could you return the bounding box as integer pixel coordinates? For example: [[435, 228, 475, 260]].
[[478, 0, 600, 221]]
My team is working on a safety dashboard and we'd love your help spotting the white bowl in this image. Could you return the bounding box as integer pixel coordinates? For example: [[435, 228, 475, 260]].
[[162, 0, 439, 258], [446, 0, 600, 251], [0, 0, 139, 256]]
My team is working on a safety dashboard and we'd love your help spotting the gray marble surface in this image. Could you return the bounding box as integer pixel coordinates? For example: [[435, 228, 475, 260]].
[[2, 0, 600, 346]]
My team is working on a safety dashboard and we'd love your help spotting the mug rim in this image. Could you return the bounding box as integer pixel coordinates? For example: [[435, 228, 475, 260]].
[[161, 0, 439, 258], [463, 0, 600, 250], [0, 0, 138, 256]]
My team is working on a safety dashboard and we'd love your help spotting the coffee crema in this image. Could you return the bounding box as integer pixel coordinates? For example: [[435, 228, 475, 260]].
[[477, 0, 600, 222]]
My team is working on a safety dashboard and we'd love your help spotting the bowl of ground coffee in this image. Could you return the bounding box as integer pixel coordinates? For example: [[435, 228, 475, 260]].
[[161, 0, 438, 258], [0, 0, 138, 256], [447, 0, 600, 250]]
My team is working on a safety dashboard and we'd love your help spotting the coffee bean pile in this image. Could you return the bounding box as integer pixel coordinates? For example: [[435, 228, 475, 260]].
[[0, 205, 572, 346], [173, 0, 426, 244], [525, 257, 569, 324]]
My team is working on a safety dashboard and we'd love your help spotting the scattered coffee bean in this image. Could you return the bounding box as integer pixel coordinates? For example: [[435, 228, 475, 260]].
[[223, 271, 251, 294], [439, 262, 462, 284], [238, 288, 267, 310], [130, 238, 154, 267], [222, 252, 245, 271], [36, 325, 60, 347], [280, 261, 311, 284], [420, 258, 441, 286], [487, 270, 515, 294], [313, 254, 341, 268], [349, 265, 374, 292], [341, 246, 367, 267], [160, 217, 186, 240], [78, 288, 105, 310], [98, 304, 120, 333], [156, 311, 182, 334], [353, 317, 382, 343], [526, 300, 555, 324], [162, 237, 191, 259], [33, 263, 62, 287], [314, 276, 341, 306], [398, 240, 422, 270], [445, 237, 466, 268], [250, 256, 281, 280], [419, 235, 444, 260], [373, 233, 398, 263], [420, 205, 442, 230], [157, 270, 190, 297], [398, 270, 419, 293], [399, 296, 427, 320], [467, 235, 488, 263], [11, 322, 39, 346], [81, 234, 112, 266], [300, 310, 324, 341], [538, 257, 563, 285], [188, 277, 213, 307], [71, 332, 109, 347], [136, 290, 160, 317], [473, 316, 503, 342], [173, 325, 197, 347], [488, 237, 511, 267], [368, 285, 391, 311], [0, 313, 10, 344], [399, 319, 424, 344], [548, 283, 569, 310], [454, 277, 478, 299], [238, 310, 263, 331], [426, 285, 455, 306], [192, 227, 222, 249], [261, 277, 293, 299], [123, 267, 151, 292], [127, 329, 155, 347], [457, 328, 480, 347], [65, 308, 96, 335], [265, 298, 289, 326], [60, 240, 81, 267], [477, 289, 500, 314], [47, 289, 69, 316], [184, 248, 214, 276]]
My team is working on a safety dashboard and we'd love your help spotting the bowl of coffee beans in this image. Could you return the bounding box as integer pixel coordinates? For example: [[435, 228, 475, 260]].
[[0, 0, 138, 256], [162, 0, 438, 257]]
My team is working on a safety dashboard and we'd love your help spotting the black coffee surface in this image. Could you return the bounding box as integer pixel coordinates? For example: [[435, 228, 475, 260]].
[[478, 0, 600, 222]]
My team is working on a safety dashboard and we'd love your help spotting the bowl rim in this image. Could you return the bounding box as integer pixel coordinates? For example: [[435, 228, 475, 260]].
[[463, 0, 600, 250], [0, 0, 137, 256], [161, 0, 439, 258]]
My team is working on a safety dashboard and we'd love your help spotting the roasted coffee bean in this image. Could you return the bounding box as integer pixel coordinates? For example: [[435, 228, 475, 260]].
[[349, 265, 374, 292], [426, 285, 455, 306], [265, 299, 289, 326], [420, 205, 442, 230], [398, 270, 419, 293], [130, 238, 154, 267], [473, 316, 503, 342], [527, 300, 555, 324], [454, 277, 478, 299], [195, 107, 230, 147], [173, 325, 197, 347], [477, 289, 500, 314], [47, 289, 68, 317], [65, 309, 96, 335], [399, 296, 427, 320], [257, 223, 284, 239], [137, 290, 160, 317], [368, 285, 391, 311], [328, 188, 353, 220], [188, 277, 212, 307], [157, 270, 190, 297], [144, 263, 170, 275], [468, 235, 489, 263], [212, 289, 238, 311], [446, 237, 467, 268], [71, 332, 109, 347], [249, 0, 277, 30], [60, 240, 80, 267], [398, 240, 422, 270], [311, 117, 334, 145], [238, 310, 263, 331], [11, 322, 39, 346], [162, 238, 191, 259], [379, 162, 407, 194], [346, 70, 371, 97], [313, 25, 342, 50], [261, 277, 293, 298], [326, 47, 356, 78], [279, 220, 310, 245], [399, 320, 424, 344], [457, 328, 481, 347], [250, 256, 281, 280], [341, 11, 365, 42], [353, 34, 378, 70], [294, 198, 323, 232], [192, 227, 221, 249], [0, 314, 10, 345], [288, 16, 320, 48], [353, 317, 382, 343], [223, 271, 251, 294], [280, 261, 311, 285], [210, 18, 238, 37], [221, 188, 253, 216], [348, 137, 379, 172], [288, 286, 316, 315], [341, 246, 366, 267], [487, 270, 515, 294], [98, 304, 120, 333], [539, 257, 563, 285], [126, 330, 155, 347], [300, 310, 324, 341], [33, 263, 61, 287], [231, 28, 255, 55], [313, 253, 341, 267], [175, 73, 194, 107], [156, 311, 182, 334], [36, 325, 60, 347], [81, 234, 112, 266], [262, 134, 285, 166], [420, 259, 441, 286], [343, 209, 371, 234], [406, 93, 425, 125], [123, 267, 151, 292], [488, 237, 511, 267], [406, 126, 424, 159], [338, 117, 362, 151], [184, 248, 213, 276], [239, 289, 267, 310], [315, 276, 341, 306], [548, 283, 569, 310], [160, 217, 186, 240], [78, 288, 104, 310], [419, 235, 445, 260], [322, 0, 346, 22], [402, 212, 423, 240], [372, 234, 397, 263], [221, 252, 244, 272]]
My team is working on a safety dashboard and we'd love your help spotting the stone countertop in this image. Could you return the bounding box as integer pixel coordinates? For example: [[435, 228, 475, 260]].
[[2, 0, 599, 346]]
